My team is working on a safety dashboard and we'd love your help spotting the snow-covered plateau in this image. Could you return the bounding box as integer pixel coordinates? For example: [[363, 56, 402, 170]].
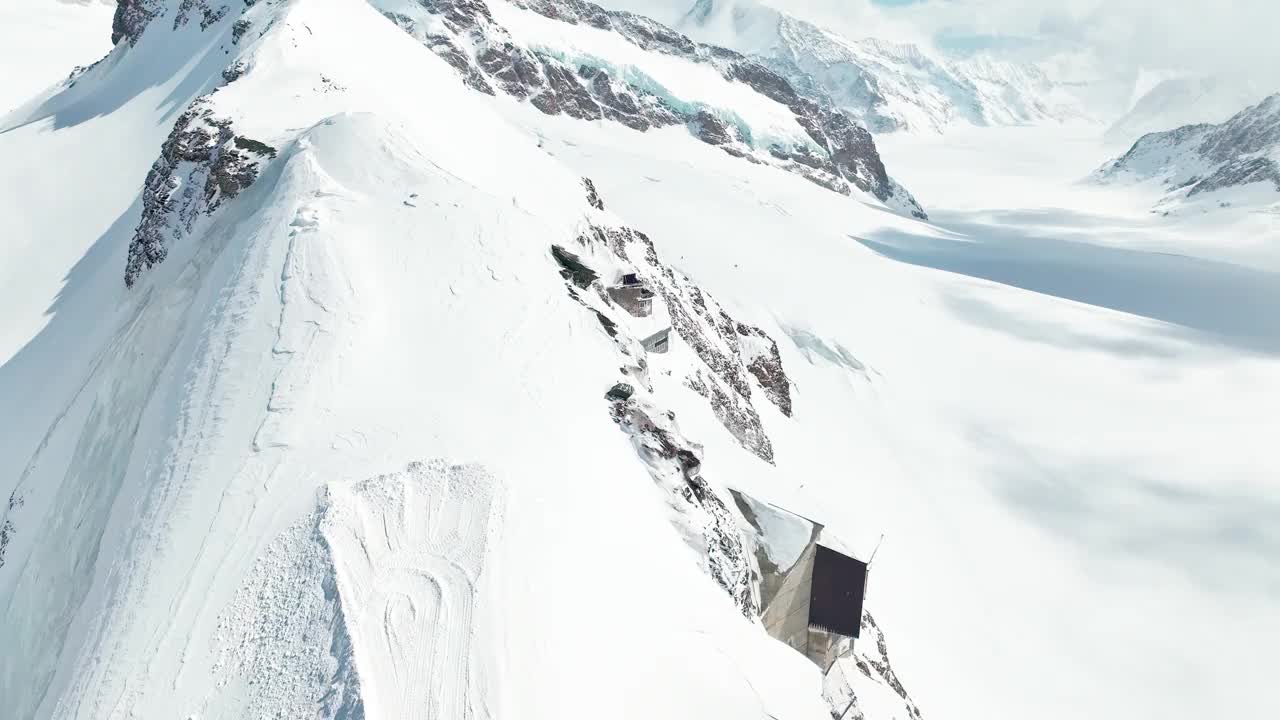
[[1, 2, 1278, 720]]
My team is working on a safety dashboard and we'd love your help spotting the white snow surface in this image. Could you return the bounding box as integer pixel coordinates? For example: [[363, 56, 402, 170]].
[[529, 107, 1280, 720], [595, 0, 1093, 133], [0, 2, 822, 719], [1104, 74, 1271, 148], [1, 2, 1278, 720], [0, 0, 114, 116], [734, 490, 814, 570]]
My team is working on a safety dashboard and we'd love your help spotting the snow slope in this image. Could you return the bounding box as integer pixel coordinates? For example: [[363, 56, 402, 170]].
[[0, 0, 114, 115], [522, 104, 1280, 720], [2, 2, 1278, 720], [0, 2, 829, 718]]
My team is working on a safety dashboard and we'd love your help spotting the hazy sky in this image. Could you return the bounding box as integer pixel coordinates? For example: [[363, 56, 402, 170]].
[[790, 0, 1280, 85]]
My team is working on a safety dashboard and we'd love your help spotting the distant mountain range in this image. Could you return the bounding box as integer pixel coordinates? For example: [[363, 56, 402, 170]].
[[596, 0, 1095, 133], [1095, 93, 1280, 212], [1104, 75, 1269, 148]]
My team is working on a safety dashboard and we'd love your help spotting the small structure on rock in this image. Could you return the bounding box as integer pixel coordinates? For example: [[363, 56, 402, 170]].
[[641, 327, 671, 354], [729, 489, 869, 669], [607, 272, 655, 317]]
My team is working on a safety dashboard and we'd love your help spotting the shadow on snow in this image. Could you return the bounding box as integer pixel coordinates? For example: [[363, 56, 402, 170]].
[[857, 207, 1280, 356]]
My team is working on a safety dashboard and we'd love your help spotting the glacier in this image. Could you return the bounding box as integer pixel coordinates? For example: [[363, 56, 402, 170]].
[[1, 1, 1278, 720]]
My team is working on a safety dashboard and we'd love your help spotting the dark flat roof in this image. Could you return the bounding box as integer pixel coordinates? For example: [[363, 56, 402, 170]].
[[808, 544, 867, 638]]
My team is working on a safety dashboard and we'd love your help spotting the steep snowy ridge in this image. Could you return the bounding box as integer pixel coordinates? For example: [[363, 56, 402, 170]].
[[1094, 93, 1280, 212], [5, 2, 1280, 720], [123, 97, 278, 286], [371, 0, 925, 217], [611, 0, 1089, 134], [0, 1, 915, 718], [768, 18, 1086, 134]]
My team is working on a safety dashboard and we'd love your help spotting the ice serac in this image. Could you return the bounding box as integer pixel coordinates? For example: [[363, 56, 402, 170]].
[[1094, 93, 1280, 212], [371, 0, 926, 218]]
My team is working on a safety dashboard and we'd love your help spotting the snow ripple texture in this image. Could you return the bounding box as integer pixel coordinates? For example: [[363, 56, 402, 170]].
[[322, 461, 503, 720], [216, 461, 503, 720]]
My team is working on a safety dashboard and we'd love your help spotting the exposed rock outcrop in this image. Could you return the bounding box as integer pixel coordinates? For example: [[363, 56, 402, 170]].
[[736, 323, 792, 418], [113, 0, 244, 45], [124, 99, 277, 287], [850, 612, 926, 720], [0, 492, 21, 570], [819, 611, 927, 720], [367, 0, 926, 218], [173, 0, 230, 32], [538, 180, 797, 615], [112, 0, 164, 45], [564, 179, 792, 461], [608, 396, 758, 616], [582, 177, 605, 210], [578, 222, 781, 462], [1095, 93, 1280, 210]]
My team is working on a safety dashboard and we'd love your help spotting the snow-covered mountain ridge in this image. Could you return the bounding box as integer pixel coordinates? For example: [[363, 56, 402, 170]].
[[0, 1, 925, 718], [370, 0, 925, 217], [5, 2, 1279, 720], [600, 0, 1090, 134], [762, 13, 1087, 134], [1094, 93, 1280, 212]]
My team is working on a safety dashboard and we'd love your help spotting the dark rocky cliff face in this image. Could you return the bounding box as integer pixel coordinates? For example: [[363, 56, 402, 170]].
[[111, 0, 164, 45], [112, 0, 256, 45], [125, 99, 276, 287], [374, 0, 926, 219]]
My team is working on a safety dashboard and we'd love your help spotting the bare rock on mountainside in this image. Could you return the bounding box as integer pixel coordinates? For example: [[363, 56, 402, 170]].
[[104, 0, 925, 218], [675, 0, 1090, 134], [1094, 93, 1280, 211], [111, 0, 163, 45], [125, 98, 276, 287], [374, 0, 926, 218], [544, 179, 796, 617]]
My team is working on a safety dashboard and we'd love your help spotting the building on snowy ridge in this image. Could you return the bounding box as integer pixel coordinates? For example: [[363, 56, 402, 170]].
[[729, 489, 869, 670], [607, 272, 656, 317]]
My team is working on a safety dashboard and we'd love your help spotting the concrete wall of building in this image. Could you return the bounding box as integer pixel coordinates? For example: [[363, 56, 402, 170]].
[[728, 488, 860, 670], [805, 627, 851, 671], [607, 285, 653, 317], [762, 542, 817, 655]]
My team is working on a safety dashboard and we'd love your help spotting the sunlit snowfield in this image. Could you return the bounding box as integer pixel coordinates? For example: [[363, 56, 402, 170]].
[[0, 2, 1275, 718], [521, 111, 1280, 719], [0, 0, 114, 116]]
